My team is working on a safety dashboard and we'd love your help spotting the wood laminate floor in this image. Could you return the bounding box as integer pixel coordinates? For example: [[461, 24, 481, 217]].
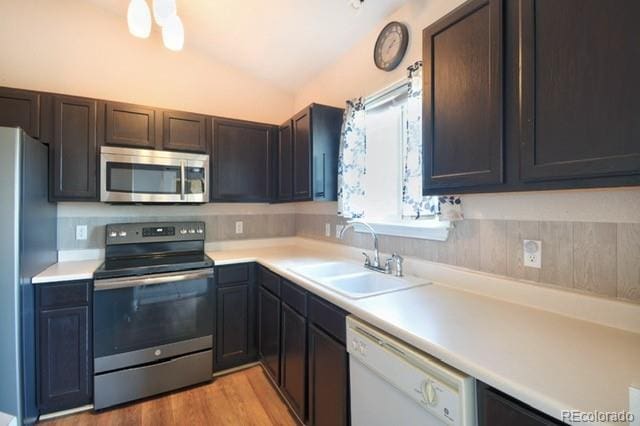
[[40, 366, 298, 426]]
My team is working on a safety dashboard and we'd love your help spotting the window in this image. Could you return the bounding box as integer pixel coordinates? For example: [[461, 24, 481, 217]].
[[361, 84, 407, 222], [337, 70, 452, 241]]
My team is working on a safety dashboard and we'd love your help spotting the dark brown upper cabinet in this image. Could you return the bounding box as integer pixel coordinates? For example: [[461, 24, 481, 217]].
[[211, 117, 276, 202], [49, 95, 98, 201], [422, 0, 504, 193], [162, 110, 208, 153], [0, 87, 40, 139], [101, 101, 158, 149], [292, 109, 312, 200], [277, 121, 294, 202], [517, 0, 640, 182], [280, 104, 343, 202]]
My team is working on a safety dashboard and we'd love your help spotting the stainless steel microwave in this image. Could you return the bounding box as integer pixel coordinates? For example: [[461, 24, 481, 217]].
[[100, 146, 209, 203]]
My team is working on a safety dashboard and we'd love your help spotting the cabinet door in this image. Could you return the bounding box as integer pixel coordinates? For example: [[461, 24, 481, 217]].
[[0, 87, 40, 139], [212, 118, 275, 202], [518, 0, 640, 182], [280, 302, 307, 421], [50, 95, 98, 201], [258, 287, 281, 384], [422, 0, 504, 192], [278, 121, 293, 201], [38, 306, 91, 413], [292, 109, 312, 201], [215, 283, 256, 371], [477, 382, 562, 426], [103, 102, 158, 149], [310, 105, 343, 202], [308, 324, 348, 426], [162, 110, 208, 153]]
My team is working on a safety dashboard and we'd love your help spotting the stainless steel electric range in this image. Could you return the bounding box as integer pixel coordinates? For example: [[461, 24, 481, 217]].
[[92, 222, 214, 410]]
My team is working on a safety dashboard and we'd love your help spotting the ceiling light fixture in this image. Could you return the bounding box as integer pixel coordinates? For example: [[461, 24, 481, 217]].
[[127, 0, 152, 39], [152, 0, 177, 27], [349, 0, 365, 12], [162, 14, 185, 51], [127, 0, 184, 51]]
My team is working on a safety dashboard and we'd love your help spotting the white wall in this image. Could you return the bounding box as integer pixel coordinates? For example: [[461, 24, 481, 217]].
[[293, 0, 466, 110], [0, 0, 293, 124]]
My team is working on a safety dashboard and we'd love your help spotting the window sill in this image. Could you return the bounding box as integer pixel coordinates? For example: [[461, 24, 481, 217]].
[[350, 219, 451, 241]]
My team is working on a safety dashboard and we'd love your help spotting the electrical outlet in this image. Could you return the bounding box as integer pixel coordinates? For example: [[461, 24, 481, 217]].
[[523, 240, 542, 268], [76, 225, 88, 241], [235, 221, 243, 234], [335, 224, 344, 239], [325, 223, 331, 237]]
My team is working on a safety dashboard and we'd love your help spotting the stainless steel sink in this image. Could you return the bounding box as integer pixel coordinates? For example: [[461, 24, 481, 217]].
[[289, 262, 429, 299]]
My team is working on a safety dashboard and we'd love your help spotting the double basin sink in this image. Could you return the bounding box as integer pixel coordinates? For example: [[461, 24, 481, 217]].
[[289, 261, 429, 299]]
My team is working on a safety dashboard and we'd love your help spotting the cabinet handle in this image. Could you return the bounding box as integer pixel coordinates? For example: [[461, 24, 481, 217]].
[[315, 153, 326, 198]]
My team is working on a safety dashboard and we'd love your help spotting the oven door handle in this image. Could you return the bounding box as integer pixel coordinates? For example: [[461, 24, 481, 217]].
[[94, 269, 213, 291]]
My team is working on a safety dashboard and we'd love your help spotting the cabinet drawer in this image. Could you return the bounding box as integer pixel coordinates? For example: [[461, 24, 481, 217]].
[[308, 295, 347, 345], [38, 281, 90, 309], [217, 263, 251, 286], [259, 266, 281, 296], [281, 280, 307, 316]]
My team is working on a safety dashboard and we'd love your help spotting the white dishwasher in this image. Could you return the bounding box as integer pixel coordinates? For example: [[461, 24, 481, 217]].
[[347, 316, 476, 426]]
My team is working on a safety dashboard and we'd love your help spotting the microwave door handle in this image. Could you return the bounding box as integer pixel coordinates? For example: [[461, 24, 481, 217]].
[[180, 160, 186, 200], [94, 269, 213, 291]]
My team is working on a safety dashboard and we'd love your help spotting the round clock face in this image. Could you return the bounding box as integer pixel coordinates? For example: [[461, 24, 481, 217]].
[[374, 22, 409, 71]]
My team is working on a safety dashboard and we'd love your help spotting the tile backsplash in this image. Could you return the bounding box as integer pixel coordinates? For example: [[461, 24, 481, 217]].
[[55, 194, 640, 305], [58, 213, 296, 250], [295, 214, 640, 304]]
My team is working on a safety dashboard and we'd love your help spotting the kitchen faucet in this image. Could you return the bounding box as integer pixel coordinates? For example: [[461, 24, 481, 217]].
[[339, 220, 396, 274]]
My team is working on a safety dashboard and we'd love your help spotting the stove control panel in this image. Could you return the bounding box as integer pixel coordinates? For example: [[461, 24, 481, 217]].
[[106, 222, 205, 245], [142, 226, 175, 237]]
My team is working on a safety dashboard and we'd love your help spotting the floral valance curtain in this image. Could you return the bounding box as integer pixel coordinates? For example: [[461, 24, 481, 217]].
[[401, 61, 464, 221], [337, 98, 367, 219], [337, 63, 464, 222], [401, 61, 431, 218]]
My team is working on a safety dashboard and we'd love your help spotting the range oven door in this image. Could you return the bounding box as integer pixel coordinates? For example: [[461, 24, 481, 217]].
[[100, 146, 209, 203], [93, 268, 214, 373]]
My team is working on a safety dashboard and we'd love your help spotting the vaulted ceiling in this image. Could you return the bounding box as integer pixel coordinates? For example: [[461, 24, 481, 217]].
[[86, 0, 408, 91]]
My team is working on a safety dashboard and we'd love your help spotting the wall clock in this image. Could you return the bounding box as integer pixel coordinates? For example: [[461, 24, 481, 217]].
[[374, 21, 409, 71]]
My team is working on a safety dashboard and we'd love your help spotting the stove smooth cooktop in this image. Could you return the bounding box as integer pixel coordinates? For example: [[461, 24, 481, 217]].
[[94, 253, 214, 280]]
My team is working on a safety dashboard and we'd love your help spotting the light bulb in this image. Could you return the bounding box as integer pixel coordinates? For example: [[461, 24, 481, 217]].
[[153, 0, 177, 27], [162, 14, 184, 51], [349, 0, 364, 10], [127, 0, 152, 39]]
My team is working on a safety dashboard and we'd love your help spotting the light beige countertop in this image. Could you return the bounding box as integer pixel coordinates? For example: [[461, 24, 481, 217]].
[[32, 260, 103, 284], [32, 239, 640, 425], [207, 244, 640, 426]]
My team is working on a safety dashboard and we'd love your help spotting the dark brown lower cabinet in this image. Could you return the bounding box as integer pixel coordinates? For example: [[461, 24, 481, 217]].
[[258, 287, 281, 384], [36, 281, 92, 414], [477, 381, 564, 426], [307, 323, 348, 426], [215, 264, 257, 372], [280, 302, 307, 421]]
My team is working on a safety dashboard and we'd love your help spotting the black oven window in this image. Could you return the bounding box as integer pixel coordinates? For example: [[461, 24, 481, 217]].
[[107, 162, 181, 194], [94, 276, 213, 357]]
